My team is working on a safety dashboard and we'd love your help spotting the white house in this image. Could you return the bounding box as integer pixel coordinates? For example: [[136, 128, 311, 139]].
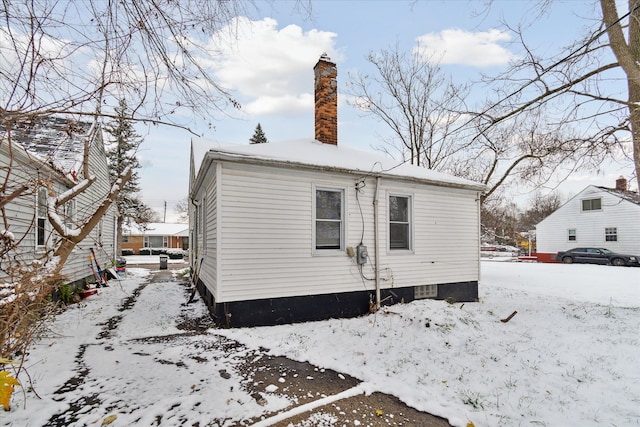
[[0, 117, 116, 287], [536, 178, 640, 262], [189, 55, 486, 327]]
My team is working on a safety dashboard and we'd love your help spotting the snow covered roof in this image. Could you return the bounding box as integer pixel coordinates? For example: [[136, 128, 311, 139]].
[[192, 138, 486, 191], [0, 116, 97, 180], [596, 186, 640, 206], [124, 222, 189, 236]]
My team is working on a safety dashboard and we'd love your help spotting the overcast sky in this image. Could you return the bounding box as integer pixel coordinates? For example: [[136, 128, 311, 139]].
[[135, 0, 634, 222]]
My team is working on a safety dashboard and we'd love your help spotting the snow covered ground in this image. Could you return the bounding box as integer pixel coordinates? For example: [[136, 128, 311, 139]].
[[122, 254, 187, 265], [3, 261, 639, 426]]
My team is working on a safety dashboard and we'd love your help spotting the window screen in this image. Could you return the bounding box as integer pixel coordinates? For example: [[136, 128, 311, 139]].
[[316, 189, 343, 250], [389, 195, 411, 250]]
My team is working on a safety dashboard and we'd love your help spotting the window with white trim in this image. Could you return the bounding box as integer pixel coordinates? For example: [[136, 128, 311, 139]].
[[315, 188, 344, 250], [605, 227, 617, 242], [582, 198, 601, 211], [36, 188, 47, 247], [64, 200, 76, 231], [568, 229, 576, 241], [389, 194, 411, 250]]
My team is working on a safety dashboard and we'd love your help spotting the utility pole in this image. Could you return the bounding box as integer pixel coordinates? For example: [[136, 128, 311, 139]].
[[164, 200, 167, 223]]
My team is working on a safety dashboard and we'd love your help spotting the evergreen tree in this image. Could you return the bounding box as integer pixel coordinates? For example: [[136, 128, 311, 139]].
[[249, 123, 268, 144], [104, 99, 148, 254]]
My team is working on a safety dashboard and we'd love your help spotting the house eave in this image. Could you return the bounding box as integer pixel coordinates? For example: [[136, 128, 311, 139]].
[[196, 150, 486, 193]]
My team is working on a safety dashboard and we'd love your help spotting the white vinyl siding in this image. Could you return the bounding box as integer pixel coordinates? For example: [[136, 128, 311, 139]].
[[195, 162, 480, 303], [1, 124, 116, 285], [193, 162, 219, 302], [537, 186, 640, 254], [383, 182, 480, 289], [202, 196, 207, 254], [57, 128, 116, 281]]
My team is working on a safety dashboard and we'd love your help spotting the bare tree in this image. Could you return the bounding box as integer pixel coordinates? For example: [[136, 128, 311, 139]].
[[346, 46, 470, 168], [481, 198, 521, 246], [1, 1, 252, 269], [174, 197, 189, 223], [0, 0, 309, 362], [450, 106, 608, 202], [133, 205, 161, 231], [475, 0, 639, 189], [347, 44, 598, 202], [519, 191, 564, 230]]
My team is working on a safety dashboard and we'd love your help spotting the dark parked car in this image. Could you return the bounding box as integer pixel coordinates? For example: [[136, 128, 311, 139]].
[[556, 248, 640, 266]]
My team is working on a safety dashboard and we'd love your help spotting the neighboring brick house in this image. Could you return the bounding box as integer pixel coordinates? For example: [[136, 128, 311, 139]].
[[122, 222, 189, 254], [536, 177, 640, 262]]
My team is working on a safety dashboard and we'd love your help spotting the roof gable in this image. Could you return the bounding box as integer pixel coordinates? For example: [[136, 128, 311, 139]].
[[537, 184, 640, 227], [192, 138, 485, 191]]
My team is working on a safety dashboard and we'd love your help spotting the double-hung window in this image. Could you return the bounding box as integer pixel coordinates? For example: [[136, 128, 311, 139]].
[[36, 188, 47, 247], [582, 198, 601, 211], [64, 200, 76, 232], [315, 188, 344, 251], [605, 227, 617, 242], [568, 229, 576, 241], [389, 194, 411, 250]]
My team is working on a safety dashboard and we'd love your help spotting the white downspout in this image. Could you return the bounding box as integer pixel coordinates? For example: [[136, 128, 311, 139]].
[[477, 192, 482, 284], [374, 177, 381, 310]]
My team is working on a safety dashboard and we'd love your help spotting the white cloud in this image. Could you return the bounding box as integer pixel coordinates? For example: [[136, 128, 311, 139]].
[[244, 93, 313, 115], [414, 28, 518, 67], [201, 17, 340, 115]]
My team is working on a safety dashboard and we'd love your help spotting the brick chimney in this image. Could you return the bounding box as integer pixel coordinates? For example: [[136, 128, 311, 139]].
[[615, 176, 627, 191], [314, 54, 338, 145]]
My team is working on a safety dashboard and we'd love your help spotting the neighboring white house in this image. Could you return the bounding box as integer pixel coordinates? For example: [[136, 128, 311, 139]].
[[188, 55, 486, 328], [0, 117, 116, 286], [536, 178, 640, 262]]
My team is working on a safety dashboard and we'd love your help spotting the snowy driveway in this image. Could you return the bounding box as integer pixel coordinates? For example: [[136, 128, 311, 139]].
[[6, 266, 449, 426]]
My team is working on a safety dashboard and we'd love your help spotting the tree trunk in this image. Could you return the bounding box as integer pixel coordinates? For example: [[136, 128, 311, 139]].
[[628, 0, 640, 190], [601, 0, 640, 189], [116, 215, 123, 256]]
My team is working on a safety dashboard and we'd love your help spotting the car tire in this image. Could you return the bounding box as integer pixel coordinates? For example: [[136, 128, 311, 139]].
[[611, 258, 626, 267], [562, 256, 574, 264]]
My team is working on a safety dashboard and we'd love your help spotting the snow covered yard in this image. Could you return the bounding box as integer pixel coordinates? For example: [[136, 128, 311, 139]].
[[2, 261, 639, 426], [221, 262, 640, 426]]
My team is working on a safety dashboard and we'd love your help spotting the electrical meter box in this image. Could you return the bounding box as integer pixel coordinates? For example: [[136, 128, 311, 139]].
[[356, 244, 368, 265]]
